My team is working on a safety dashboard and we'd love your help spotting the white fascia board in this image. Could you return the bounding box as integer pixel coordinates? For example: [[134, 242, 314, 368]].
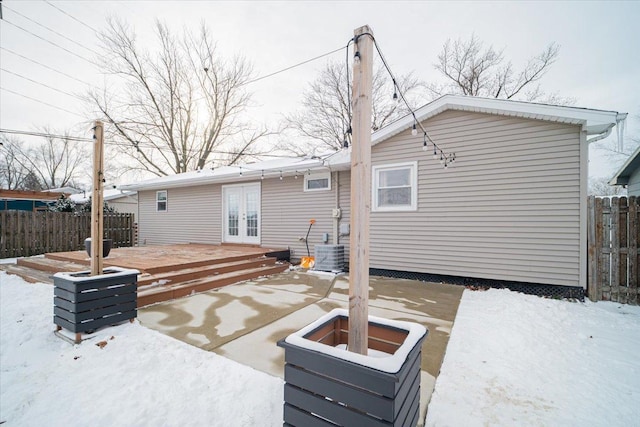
[[119, 155, 351, 192], [372, 95, 624, 145]]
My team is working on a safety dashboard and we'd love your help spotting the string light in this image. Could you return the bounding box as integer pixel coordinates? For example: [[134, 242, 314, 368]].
[[294, 171, 299, 179], [239, 166, 242, 177], [353, 33, 455, 169], [261, 170, 264, 180], [422, 133, 428, 151], [279, 170, 283, 180]]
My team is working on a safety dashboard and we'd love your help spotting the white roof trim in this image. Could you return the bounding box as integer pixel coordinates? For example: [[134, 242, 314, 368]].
[[120, 151, 351, 191], [372, 95, 626, 145]]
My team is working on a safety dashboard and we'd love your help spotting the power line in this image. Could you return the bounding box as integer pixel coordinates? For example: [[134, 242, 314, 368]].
[[1, 67, 86, 101], [243, 46, 346, 86], [0, 87, 86, 118], [3, 4, 101, 55], [0, 47, 94, 87], [2, 19, 97, 66], [43, 0, 99, 36], [0, 128, 93, 142]]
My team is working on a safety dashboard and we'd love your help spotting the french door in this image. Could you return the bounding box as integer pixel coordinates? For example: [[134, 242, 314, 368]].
[[222, 183, 261, 244]]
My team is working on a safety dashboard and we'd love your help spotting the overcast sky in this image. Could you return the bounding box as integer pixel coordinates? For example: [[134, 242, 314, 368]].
[[1, 0, 639, 185]]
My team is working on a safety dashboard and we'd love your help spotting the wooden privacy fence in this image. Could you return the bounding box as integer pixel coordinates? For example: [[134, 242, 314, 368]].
[[588, 196, 639, 304], [0, 211, 136, 259]]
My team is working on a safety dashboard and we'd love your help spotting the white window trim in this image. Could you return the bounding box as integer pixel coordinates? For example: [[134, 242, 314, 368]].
[[156, 190, 167, 212], [304, 171, 331, 192], [372, 161, 418, 212]]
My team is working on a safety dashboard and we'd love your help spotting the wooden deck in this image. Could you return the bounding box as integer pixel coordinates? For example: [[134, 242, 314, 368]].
[[2, 243, 290, 306]]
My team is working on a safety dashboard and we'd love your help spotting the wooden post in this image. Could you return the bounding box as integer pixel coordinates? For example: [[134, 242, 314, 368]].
[[348, 25, 373, 355], [91, 121, 105, 276]]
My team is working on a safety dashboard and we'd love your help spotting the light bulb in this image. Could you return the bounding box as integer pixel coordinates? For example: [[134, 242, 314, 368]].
[[261, 170, 264, 180], [423, 141, 428, 151], [393, 92, 398, 102], [411, 123, 417, 136], [279, 171, 283, 180]]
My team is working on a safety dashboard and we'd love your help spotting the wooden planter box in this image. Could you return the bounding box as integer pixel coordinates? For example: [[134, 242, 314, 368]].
[[53, 267, 139, 343], [277, 309, 427, 427]]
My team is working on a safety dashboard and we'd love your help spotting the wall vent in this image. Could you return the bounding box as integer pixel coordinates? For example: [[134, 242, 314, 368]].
[[314, 244, 345, 272]]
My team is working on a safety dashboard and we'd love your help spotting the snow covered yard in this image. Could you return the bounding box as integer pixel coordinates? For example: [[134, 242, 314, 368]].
[[426, 288, 640, 426], [2, 270, 639, 426], [0, 272, 283, 426]]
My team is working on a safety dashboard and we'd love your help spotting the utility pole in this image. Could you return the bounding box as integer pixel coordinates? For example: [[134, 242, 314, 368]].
[[91, 120, 104, 276], [348, 25, 373, 355]]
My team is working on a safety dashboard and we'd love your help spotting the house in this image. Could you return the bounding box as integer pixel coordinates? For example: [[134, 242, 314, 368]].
[[0, 189, 67, 211], [70, 189, 139, 218], [121, 95, 627, 294], [609, 145, 640, 196]]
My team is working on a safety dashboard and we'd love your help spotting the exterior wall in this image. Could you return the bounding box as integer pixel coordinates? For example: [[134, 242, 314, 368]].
[[368, 110, 583, 287], [138, 184, 221, 245], [261, 173, 339, 259], [627, 168, 640, 196], [107, 195, 138, 217]]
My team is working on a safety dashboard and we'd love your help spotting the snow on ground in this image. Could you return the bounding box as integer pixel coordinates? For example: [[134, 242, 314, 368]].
[[426, 288, 640, 426], [2, 270, 639, 426], [0, 272, 283, 426]]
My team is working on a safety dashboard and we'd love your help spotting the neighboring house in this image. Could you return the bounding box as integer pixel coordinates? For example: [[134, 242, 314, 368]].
[[70, 189, 139, 218], [609, 145, 640, 196], [121, 95, 627, 292], [0, 189, 67, 211]]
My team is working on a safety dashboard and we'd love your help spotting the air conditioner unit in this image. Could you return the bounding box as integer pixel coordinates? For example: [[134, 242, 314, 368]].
[[314, 244, 345, 272]]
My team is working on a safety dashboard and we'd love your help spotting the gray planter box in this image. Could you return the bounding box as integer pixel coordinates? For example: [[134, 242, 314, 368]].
[[53, 267, 139, 343], [277, 309, 427, 427]]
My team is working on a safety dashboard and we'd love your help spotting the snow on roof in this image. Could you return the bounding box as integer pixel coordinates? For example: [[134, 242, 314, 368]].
[[120, 150, 351, 191], [69, 189, 137, 203], [372, 94, 627, 146], [609, 145, 640, 186], [119, 95, 627, 192]]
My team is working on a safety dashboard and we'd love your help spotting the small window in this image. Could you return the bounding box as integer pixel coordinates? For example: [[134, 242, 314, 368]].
[[156, 190, 167, 212], [373, 162, 417, 211], [304, 172, 331, 192]]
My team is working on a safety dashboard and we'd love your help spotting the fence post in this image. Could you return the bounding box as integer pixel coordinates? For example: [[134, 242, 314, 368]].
[[587, 196, 597, 301], [629, 196, 638, 305]]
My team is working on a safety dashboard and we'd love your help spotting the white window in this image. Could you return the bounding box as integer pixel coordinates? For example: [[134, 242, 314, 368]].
[[156, 190, 167, 212], [304, 172, 331, 192], [372, 162, 417, 211]]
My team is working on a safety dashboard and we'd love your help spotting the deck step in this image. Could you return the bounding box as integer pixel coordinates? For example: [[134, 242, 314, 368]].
[[136, 257, 277, 287], [0, 264, 55, 284], [17, 257, 87, 274], [137, 263, 289, 307]]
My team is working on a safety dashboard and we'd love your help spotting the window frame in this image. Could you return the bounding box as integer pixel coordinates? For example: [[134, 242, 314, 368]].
[[304, 171, 331, 192], [156, 190, 168, 212], [372, 161, 418, 212]]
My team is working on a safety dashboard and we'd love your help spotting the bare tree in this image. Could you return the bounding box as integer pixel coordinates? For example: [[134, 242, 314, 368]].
[[428, 35, 572, 104], [0, 131, 87, 190], [589, 176, 626, 196], [89, 19, 271, 177], [0, 135, 29, 189], [283, 60, 425, 155]]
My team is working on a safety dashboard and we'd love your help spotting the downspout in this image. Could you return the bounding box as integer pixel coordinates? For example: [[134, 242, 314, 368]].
[[333, 171, 340, 244], [586, 126, 613, 144]]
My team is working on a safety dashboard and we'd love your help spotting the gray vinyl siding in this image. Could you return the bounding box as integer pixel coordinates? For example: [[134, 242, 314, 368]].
[[627, 168, 640, 196], [261, 174, 338, 259], [369, 110, 582, 287], [138, 184, 221, 245]]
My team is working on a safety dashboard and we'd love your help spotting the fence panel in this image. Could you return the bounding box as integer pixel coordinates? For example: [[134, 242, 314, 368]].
[[588, 196, 639, 304], [0, 211, 136, 259]]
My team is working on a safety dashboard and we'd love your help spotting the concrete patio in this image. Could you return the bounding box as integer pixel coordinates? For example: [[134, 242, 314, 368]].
[[138, 269, 464, 425]]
